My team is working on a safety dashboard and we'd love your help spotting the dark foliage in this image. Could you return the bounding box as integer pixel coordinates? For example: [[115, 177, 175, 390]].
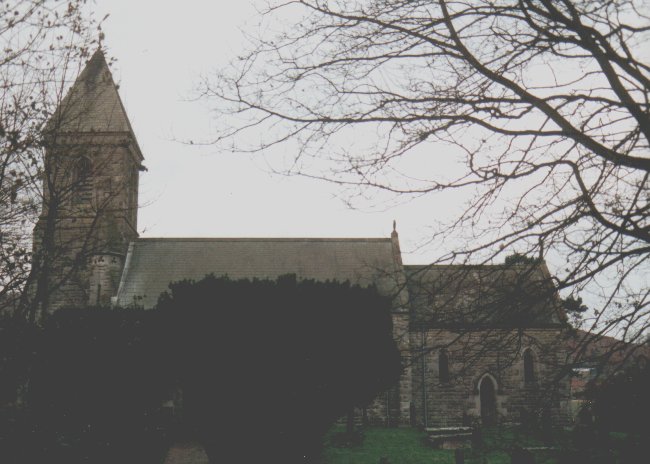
[[588, 362, 650, 435], [564, 362, 650, 463], [21, 309, 173, 463], [1, 274, 400, 463], [0, 321, 42, 462], [0, 321, 39, 406], [503, 254, 539, 267], [561, 296, 589, 315], [156, 273, 401, 463]]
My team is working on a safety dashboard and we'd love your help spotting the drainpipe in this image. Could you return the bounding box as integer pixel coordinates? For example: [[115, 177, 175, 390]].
[[385, 390, 390, 426], [421, 330, 428, 428]]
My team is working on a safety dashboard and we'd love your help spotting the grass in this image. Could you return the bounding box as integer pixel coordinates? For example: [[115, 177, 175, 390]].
[[322, 426, 564, 464], [323, 426, 455, 464]]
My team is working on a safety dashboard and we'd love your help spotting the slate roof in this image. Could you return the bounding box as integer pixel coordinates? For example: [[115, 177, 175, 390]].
[[405, 263, 565, 327], [567, 329, 650, 369], [115, 237, 404, 309]]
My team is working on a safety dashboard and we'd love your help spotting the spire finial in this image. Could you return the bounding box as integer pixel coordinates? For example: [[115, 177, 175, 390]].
[[393, 220, 397, 232]]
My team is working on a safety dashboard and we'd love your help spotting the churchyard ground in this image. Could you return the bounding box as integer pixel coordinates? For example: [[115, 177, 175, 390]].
[[322, 425, 592, 464]]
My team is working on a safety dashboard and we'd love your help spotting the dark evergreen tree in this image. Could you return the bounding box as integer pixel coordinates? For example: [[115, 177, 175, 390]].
[[157, 273, 401, 463], [15, 274, 400, 463], [25, 309, 172, 464]]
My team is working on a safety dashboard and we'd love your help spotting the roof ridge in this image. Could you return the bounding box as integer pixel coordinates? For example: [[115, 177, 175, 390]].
[[404, 263, 541, 269], [134, 237, 391, 242]]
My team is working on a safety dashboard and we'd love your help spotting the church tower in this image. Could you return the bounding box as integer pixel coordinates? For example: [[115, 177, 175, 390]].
[[32, 50, 144, 314]]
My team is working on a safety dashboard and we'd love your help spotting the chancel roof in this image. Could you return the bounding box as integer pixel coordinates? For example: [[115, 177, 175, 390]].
[[115, 237, 404, 309], [405, 263, 565, 328]]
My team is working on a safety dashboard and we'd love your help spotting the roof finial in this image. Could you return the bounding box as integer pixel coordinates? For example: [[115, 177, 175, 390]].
[[390, 219, 402, 265]]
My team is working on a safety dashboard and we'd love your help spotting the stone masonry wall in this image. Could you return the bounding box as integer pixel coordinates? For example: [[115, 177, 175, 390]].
[[410, 328, 571, 428], [32, 135, 140, 312], [362, 311, 412, 427]]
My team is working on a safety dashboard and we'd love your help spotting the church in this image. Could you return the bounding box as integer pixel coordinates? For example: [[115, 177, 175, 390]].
[[33, 50, 571, 430]]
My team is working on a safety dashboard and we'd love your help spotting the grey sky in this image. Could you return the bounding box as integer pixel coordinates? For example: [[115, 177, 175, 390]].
[[91, 1, 489, 265]]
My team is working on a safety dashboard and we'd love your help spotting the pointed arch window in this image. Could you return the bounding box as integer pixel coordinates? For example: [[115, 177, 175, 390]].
[[479, 374, 497, 426], [439, 349, 450, 384], [73, 156, 91, 183], [72, 156, 92, 205], [523, 349, 535, 384]]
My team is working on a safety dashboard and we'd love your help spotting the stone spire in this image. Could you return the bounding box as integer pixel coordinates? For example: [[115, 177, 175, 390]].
[[48, 49, 140, 146]]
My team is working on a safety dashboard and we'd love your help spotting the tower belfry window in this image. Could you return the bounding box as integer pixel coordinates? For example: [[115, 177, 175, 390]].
[[74, 156, 91, 182], [72, 156, 92, 205]]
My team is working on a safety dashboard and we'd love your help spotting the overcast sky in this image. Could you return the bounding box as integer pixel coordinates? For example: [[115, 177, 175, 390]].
[[90, 1, 473, 264]]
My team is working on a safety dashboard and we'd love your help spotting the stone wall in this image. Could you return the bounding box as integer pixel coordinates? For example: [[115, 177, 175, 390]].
[[362, 311, 412, 427], [410, 328, 571, 428], [32, 134, 140, 311]]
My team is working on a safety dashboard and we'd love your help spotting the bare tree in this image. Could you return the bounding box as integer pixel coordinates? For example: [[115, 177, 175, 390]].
[[0, 0, 100, 323], [202, 0, 650, 347]]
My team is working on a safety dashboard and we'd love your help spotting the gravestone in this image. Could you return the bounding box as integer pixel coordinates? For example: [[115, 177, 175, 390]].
[[163, 441, 209, 464]]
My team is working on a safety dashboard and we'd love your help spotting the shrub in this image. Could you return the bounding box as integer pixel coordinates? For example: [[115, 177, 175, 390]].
[[157, 273, 401, 463]]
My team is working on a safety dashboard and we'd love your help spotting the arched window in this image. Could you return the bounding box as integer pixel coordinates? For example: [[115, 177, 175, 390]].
[[439, 349, 450, 383], [71, 156, 92, 205], [523, 349, 535, 383], [479, 375, 497, 426], [73, 156, 92, 184]]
